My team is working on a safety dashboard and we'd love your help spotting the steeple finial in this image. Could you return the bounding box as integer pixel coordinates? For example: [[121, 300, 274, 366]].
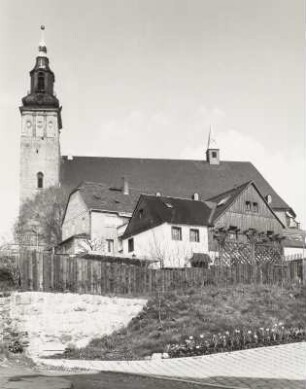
[[38, 25, 47, 57], [207, 124, 218, 149]]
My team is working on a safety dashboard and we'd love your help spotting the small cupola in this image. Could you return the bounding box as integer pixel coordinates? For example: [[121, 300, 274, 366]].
[[206, 125, 220, 165]]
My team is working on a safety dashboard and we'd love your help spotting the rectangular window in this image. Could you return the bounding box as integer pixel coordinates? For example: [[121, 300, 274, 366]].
[[252, 202, 258, 212], [212, 151, 217, 158], [106, 239, 114, 253], [245, 201, 251, 211], [128, 238, 134, 252], [171, 226, 182, 241], [190, 228, 200, 242], [228, 231, 237, 240]]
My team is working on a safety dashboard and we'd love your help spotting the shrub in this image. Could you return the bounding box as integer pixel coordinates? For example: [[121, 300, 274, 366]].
[[0, 254, 20, 291], [8, 340, 23, 354]]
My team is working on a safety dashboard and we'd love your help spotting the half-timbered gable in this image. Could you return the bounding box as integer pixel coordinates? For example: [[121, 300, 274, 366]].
[[211, 182, 284, 235]]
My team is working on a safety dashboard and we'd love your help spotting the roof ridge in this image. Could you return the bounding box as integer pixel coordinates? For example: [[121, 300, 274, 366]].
[[141, 194, 206, 203], [207, 180, 252, 201], [62, 155, 253, 164]]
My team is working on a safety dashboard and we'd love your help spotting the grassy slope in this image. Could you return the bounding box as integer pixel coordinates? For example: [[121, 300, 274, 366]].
[[62, 284, 306, 360]]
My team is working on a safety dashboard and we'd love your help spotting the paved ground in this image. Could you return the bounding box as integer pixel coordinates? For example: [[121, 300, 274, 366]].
[[0, 359, 72, 389], [61, 372, 232, 389], [38, 342, 306, 389], [0, 359, 225, 389], [1, 342, 305, 388]]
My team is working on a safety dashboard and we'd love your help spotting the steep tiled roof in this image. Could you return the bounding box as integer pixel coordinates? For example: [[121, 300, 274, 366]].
[[61, 156, 291, 211], [206, 181, 251, 223], [122, 194, 212, 239], [72, 181, 145, 214]]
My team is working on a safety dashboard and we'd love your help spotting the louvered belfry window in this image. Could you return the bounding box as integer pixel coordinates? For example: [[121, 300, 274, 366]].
[[37, 72, 45, 91]]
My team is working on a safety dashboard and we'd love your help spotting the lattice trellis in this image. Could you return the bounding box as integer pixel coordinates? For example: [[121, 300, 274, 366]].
[[217, 241, 282, 266], [255, 244, 282, 264], [219, 242, 252, 265]]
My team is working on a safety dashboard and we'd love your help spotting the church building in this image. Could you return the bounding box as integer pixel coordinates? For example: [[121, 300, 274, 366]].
[[19, 28, 304, 261]]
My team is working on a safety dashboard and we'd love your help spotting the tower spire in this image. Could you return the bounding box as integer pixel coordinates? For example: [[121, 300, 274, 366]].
[[38, 25, 47, 57], [207, 124, 218, 149]]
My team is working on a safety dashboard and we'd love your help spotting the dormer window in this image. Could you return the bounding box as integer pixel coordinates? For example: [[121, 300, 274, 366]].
[[37, 172, 44, 188], [265, 194, 272, 204], [37, 72, 45, 92]]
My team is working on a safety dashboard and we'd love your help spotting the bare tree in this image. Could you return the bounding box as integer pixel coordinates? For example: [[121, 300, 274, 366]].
[[14, 186, 69, 248]]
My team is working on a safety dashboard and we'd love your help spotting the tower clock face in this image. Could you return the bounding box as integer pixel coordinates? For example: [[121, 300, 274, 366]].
[[47, 119, 55, 137], [22, 117, 33, 135], [36, 116, 45, 137]]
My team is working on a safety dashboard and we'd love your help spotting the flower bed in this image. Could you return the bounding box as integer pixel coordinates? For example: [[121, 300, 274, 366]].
[[167, 324, 306, 358]]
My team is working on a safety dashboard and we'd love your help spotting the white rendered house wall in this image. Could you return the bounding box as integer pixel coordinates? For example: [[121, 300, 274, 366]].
[[62, 191, 90, 241], [91, 211, 130, 254], [122, 222, 209, 268]]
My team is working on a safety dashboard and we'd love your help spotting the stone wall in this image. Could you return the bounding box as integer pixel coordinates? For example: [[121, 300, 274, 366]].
[[0, 292, 13, 353], [0, 291, 147, 358]]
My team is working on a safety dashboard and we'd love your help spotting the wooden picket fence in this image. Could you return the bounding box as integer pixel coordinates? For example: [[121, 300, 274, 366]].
[[10, 251, 305, 295]]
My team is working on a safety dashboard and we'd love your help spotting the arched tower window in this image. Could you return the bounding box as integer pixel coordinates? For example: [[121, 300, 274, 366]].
[[37, 72, 45, 92], [37, 172, 44, 188]]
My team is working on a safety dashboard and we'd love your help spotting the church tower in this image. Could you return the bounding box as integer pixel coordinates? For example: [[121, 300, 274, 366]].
[[19, 26, 62, 205]]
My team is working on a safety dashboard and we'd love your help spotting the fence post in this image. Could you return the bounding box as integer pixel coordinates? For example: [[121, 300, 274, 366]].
[[303, 258, 306, 285], [28, 251, 33, 290]]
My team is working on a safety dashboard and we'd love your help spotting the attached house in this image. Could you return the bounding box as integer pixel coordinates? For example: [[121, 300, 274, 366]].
[[282, 228, 306, 257], [121, 195, 212, 268], [60, 180, 143, 255], [121, 181, 285, 268]]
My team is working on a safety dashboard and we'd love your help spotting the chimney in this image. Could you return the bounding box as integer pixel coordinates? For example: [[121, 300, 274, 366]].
[[192, 192, 200, 201], [122, 177, 129, 195]]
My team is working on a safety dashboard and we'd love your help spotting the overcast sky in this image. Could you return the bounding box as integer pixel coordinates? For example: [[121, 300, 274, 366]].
[[0, 0, 305, 240]]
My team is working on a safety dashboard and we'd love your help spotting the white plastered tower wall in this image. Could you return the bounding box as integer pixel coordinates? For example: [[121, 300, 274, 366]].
[[19, 26, 62, 206], [19, 108, 61, 204]]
